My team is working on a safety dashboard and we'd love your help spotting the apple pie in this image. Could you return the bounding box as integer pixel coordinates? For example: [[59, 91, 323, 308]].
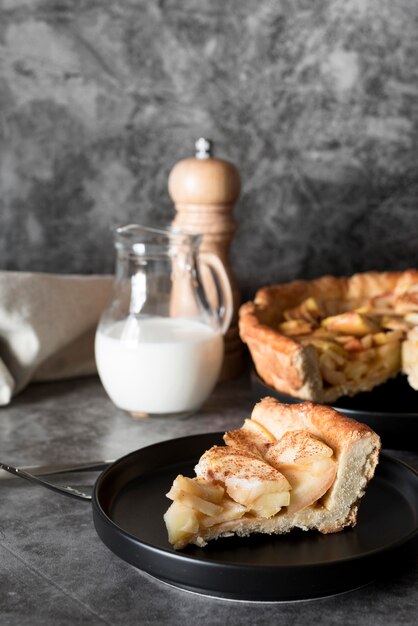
[[164, 397, 380, 549], [239, 269, 418, 403]]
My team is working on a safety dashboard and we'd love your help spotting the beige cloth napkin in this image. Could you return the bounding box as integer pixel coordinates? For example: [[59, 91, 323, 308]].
[[0, 271, 113, 406]]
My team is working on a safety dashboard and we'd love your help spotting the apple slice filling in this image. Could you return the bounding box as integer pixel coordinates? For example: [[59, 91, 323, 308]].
[[164, 421, 338, 549], [278, 297, 410, 390], [195, 446, 291, 512], [263, 430, 337, 514]]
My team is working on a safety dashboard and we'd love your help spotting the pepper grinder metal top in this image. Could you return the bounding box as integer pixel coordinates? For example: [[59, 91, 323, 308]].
[[195, 137, 213, 159], [168, 138, 243, 381]]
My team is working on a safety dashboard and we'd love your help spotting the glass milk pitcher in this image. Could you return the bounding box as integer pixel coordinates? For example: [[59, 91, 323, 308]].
[[95, 224, 233, 417]]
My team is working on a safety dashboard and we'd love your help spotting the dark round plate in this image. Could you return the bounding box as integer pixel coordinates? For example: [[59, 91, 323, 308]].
[[251, 371, 418, 450], [92, 433, 418, 602]]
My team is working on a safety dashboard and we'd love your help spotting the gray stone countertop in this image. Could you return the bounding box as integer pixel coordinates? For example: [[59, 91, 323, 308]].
[[0, 372, 417, 626]]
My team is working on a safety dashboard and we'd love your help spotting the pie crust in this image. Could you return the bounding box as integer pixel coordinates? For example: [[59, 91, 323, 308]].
[[239, 270, 418, 403], [164, 397, 380, 549]]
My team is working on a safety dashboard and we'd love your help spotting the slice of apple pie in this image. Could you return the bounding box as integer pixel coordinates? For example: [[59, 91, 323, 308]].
[[164, 397, 380, 549]]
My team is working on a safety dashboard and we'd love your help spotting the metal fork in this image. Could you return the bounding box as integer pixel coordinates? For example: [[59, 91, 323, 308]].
[[0, 461, 110, 501]]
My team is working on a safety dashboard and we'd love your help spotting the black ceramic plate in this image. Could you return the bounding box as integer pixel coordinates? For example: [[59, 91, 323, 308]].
[[92, 433, 418, 602], [251, 371, 418, 450]]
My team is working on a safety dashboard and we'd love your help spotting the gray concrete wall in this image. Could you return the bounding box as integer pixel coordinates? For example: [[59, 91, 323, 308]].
[[1, 0, 418, 298]]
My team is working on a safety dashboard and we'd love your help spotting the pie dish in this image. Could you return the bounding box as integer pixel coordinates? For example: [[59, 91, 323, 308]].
[[163, 397, 380, 549], [239, 269, 418, 403]]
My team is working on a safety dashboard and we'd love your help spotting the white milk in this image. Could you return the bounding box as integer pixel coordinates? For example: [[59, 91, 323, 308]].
[[95, 317, 223, 414]]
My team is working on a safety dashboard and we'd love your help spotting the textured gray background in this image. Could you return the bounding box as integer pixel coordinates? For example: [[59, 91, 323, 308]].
[[1, 0, 418, 298]]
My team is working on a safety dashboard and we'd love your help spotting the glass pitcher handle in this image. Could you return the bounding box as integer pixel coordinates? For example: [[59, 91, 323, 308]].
[[199, 252, 234, 335]]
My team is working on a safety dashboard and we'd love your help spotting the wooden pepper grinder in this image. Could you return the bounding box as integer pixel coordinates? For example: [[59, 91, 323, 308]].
[[168, 138, 243, 381]]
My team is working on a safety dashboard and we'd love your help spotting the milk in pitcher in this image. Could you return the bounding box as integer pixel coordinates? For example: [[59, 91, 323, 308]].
[[95, 316, 223, 415]]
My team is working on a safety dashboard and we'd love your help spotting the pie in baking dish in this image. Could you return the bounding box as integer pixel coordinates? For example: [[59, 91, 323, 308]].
[[164, 397, 380, 549], [239, 270, 418, 403]]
